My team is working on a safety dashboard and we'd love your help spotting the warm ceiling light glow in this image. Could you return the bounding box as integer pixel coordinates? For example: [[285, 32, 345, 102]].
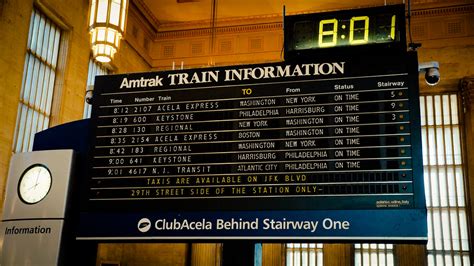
[[89, 0, 128, 63]]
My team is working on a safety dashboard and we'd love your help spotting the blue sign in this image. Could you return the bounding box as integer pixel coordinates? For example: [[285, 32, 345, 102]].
[[77, 209, 426, 241]]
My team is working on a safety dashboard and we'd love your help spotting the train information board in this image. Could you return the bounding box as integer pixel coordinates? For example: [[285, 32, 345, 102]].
[[77, 53, 427, 241]]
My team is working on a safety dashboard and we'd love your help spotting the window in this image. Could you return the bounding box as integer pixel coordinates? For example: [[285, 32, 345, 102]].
[[13, 8, 61, 152], [83, 58, 109, 118], [286, 243, 323, 266], [354, 94, 470, 266], [286, 94, 471, 266], [420, 94, 470, 266], [354, 244, 394, 266]]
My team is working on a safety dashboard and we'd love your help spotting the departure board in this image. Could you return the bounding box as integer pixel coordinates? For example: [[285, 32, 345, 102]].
[[78, 53, 427, 241]]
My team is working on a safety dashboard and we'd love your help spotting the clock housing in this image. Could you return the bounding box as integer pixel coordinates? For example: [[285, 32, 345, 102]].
[[2, 150, 75, 220], [284, 4, 407, 60]]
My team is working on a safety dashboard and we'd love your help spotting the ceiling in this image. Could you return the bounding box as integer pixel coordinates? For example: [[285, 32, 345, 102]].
[[140, 0, 406, 25]]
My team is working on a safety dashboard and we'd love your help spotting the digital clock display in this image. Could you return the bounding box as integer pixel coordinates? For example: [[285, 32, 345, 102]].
[[285, 5, 406, 57]]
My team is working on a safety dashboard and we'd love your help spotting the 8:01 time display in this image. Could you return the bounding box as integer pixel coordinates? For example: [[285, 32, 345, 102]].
[[285, 5, 406, 53]]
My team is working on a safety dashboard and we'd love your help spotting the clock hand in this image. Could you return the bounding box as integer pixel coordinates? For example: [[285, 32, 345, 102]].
[[28, 182, 39, 191], [26, 169, 44, 191], [34, 169, 42, 186]]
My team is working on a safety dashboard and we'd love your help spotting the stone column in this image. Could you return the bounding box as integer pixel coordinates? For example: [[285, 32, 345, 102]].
[[191, 243, 222, 266], [323, 244, 353, 266], [394, 244, 427, 266], [460, 76, 474, 256], [262, 244, 284, 266]]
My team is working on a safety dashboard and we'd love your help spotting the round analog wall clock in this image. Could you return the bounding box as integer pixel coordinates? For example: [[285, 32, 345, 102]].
[[17, 164, 52, 204]]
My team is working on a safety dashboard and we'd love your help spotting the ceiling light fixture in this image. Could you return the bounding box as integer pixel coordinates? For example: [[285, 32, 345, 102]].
[[89, 0, 128, 63]]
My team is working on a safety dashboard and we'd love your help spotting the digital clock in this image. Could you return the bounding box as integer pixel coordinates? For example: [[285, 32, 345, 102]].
[[284, 5, 406, 59]]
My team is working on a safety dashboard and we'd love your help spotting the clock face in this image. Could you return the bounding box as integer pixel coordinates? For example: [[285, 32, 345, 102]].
[[18, 164, 52, 204]]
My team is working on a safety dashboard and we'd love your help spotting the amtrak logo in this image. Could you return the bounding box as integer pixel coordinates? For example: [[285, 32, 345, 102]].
[[137, 218, 151, 233]]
